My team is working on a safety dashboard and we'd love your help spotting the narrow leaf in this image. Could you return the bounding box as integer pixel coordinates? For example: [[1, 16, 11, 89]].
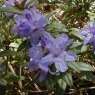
[[0, 6, 23, 15], [0, 50, 18, 57], [58, 79, 67, 90], [77, 62, 95, 71], [63, 73, 73, 87], [67, 62, 80, 73]]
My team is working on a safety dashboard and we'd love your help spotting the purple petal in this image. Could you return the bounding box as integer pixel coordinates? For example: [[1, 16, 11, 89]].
[[30, 28, 44, 45], [83, 34, 93, 45], [14, 15, 27, 25], [62, 51, 77, 61], [39, 54, 54, 72], [2, 0, 15, 7], [11, 26, 20, 35], [27, 60, 39, 72], [54, 57, 68, 72], [41, 31, 54, 46], [92, 41, 95, 51], [39, 71, 48, 81], [37, 16, 48, 28], [28, 46, 43, 60], [40, 54, 54, 65], [80, 30, 90, 36], [47, 43, 60, 55], [56, 33, 70, 50], [24, 9, 32, 20]]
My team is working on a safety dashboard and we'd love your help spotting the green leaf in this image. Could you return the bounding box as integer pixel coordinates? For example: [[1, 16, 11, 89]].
[[19, 76, 25, 81], [81, 71, 95, 82], [2, 15, 13, 25], [0, 6, 23, 15], [46, 78, 54, 90], [46, 10, 57, 18], [17, 40, 31, 52], [70, 28, 80, 32], [57, 3, 67, 9], [67, 62, 80, 73], [0, 50, 18, 57], [58, 79, 67, 90], [81, 45, 88, 53], [77, 62, 95, 71], [55, 86, 65, 95], [63, 73, 73, 87], [70, 31, 84, 40], [4, 72, 18, 82], [70, 41, 82, 48], [9, 43, 19, 48], [0, 79, 7, 86], [47, 22, 68, 32]]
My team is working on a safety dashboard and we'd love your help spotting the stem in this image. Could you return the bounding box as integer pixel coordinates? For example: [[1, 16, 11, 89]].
[[8, 60, 25, 95], [5, 56, 8, 74]]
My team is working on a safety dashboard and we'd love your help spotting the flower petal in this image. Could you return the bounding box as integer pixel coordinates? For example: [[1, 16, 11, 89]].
[[28, 46, 43, 60], [39, 54, 53, 72], [62, 51, 77, 61], [27, 60, 39, 72], [56, 33, 69, 50], [39, 71, 48, 81], [54, 57, 68, 72], [37, 16, 48, 28], [83, 34, 93, 44]]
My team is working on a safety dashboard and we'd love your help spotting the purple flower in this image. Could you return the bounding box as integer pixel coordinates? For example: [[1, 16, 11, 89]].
[[23, 8, 48, 31], [2, 0, 15, 7], [80, 22, 95, 50], [39, 33, 77, 73], [27, 46, 48, 81], [12, 8, 48, 38], [2, 0, 21, 16], [27, 42, 59, 81], [2, 0, 30, 8], [27, 33, 77, 81], [41, 31, 55, 46]]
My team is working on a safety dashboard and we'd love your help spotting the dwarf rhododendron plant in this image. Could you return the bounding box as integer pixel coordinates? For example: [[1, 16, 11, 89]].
[[6, 2, 77, 80], [1, 0, 95, 95]]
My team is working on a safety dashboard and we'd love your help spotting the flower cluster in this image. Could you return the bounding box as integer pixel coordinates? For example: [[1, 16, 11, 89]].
[[3, 0, 77, 81], [27, 32, 77, 81], [12, 8, 48, 38], [80, 22, 95, 50], [2, 0, 30, 8]]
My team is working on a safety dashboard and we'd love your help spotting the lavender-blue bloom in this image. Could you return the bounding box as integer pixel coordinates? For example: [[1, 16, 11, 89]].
[[2, 0, 15, 7], [12, 8, 48, 38], [27, 46, 48, 81], [27, 39, 59, 81], [2, 0, 22, 16], [27, 33, 77, 81], [3, 0, 31, 8], [80, 22, 95, 50], [39, 33, 77, 72]]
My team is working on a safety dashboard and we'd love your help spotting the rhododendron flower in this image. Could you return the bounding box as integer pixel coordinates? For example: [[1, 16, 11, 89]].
[[39, 33, 77, 72], [27, 44, 58, 81], [2, 0, 22, 16], [12, 8, 48, 38], [2, 0, 31, 8], [27, 46, 58, 81], [2, 0, 22, 7], [80, 22, 95, 50], [27, 33, 77, 81], [27, 46, 48, 81]]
